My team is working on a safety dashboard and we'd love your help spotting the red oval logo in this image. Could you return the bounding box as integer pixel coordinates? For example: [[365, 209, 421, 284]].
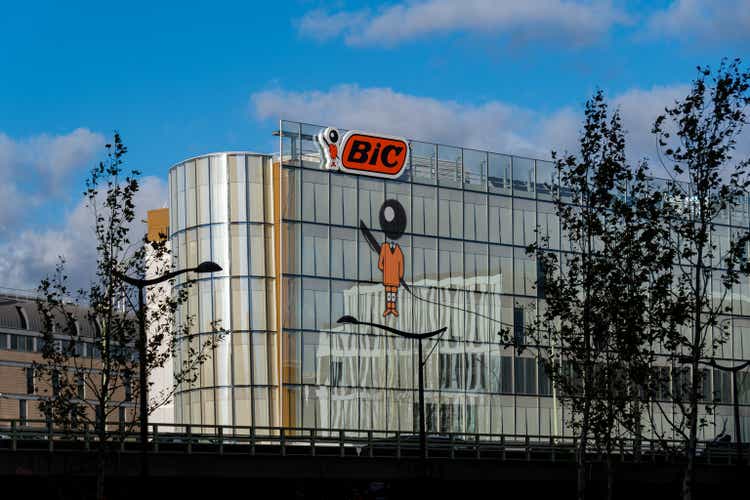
[[340, 132, 409, 179]]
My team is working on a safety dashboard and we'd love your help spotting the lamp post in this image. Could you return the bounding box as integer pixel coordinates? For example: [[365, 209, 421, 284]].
[[338, 315, 445, 459], [115, 260, 222, 476], [679, 355, 750, 464]]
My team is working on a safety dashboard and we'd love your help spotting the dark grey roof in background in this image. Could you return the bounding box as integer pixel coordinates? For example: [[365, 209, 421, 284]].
[[0, 293, 98, 338]]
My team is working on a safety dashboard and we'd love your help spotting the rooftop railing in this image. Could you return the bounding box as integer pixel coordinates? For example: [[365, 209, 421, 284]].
[[0, 418, 746, 466]]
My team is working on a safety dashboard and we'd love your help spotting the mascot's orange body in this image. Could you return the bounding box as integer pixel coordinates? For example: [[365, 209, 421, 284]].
[[378, 242, 404, 317]]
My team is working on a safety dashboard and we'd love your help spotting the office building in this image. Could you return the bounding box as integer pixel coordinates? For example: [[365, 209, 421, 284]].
[[165, 120, 750, 439]]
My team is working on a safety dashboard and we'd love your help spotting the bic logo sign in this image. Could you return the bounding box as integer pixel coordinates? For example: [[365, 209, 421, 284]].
[[316, 127, 409, 179]]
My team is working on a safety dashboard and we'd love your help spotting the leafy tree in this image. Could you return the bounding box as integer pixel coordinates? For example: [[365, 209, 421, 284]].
[[651, 59, 750, 500], [33, 133, 224, 500], [517, 91, 674, 500]]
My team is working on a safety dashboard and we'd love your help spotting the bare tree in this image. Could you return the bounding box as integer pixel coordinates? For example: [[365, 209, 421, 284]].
[[651, 59, 750, 500], [519, 91, 674, 500], [33, 133, 224, 500]]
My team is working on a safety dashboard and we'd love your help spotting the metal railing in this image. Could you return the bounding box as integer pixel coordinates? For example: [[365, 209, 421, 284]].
[[0, 418, 746, 466]]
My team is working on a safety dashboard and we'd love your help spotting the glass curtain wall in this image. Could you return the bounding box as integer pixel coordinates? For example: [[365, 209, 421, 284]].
[[169, 153, 278, 432], [280, 121, 555, 437], [279, 120, 750, 440], [167, 125, 750, 440]]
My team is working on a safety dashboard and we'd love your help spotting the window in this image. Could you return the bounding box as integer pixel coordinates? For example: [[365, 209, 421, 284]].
[[302, 331, 328, 385], [654, 367, 671, 401], [488, 153, 511, 194], [358, 178, 384, 230], [537, 202, 560, 249], [513, 198, 536, 247], [52, 370, 60, 396], [77, 376, 85, 399], [302, 224, 329, 277], [515, 357, 537, 395], [438, 188, 463, 239], [701, 368, 712, 402], [538, 359, 552, 396], [302, 170, 329, 224], [411, 141, 436, 185], [11, 335, 33, 353], [412, 236, 438, 283], [439, 403, 463, 434], [463, 149, 487, 190], [229, 155, 247, 222], [438, 145, 462, 188], [438, 240, 463, 287], [466, 352, 487, 392], [514, 249, 537, 296], [414, 402, 438, 433], [302, 278, 330, 330], [26, 367, 34, 394], [125, 374, 132, 402], [331, 361, 343, 387], [330, 175, 357, 227], [490, 354, 513, 393], [513, 307, 525, 346], [714, 369, 732, 403], [230, 225, 249, 275], [210, 155, 230, 221], [439, 352, 463, 390], [196, 157, 211, 225], [489, 245, 513, 294], [512, 157, 535, 196], [412, 186, 437, 235], [464, 243, 489, 288], [536, 160, 556, 200], [19, 399, 27, 424], [464, 192, 488, 241], [488, 196, 512, 244], [251, 156, 271, 223], [331, 227, 357, 280], [73, 341, 86, 358], [672, 367, 691, 402], [282, 167, 301, 220], [185, 161, 197, 227], [738, 371, 750, 405]]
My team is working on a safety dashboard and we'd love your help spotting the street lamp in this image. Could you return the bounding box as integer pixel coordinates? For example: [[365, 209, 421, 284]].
[[115, 260, 222, 475], [338, 315, 446, 459], [678, 355, 750, 464]]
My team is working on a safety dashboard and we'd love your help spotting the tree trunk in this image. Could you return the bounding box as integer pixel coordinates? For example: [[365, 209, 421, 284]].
[[683, 239, 704, 500]]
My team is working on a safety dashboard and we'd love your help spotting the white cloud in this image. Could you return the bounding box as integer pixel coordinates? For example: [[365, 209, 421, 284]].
[[645, 0, 750, 43], [297, 0, 626, 47], [252, 83, 694, 163], [254, 85, 549, 157], [0, 128, 105, 243], [0, 128, 104, 193], [0, 176, 168, 292]]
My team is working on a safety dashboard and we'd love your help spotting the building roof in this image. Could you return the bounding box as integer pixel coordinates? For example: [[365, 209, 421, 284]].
[[0, 291, 99, 338]]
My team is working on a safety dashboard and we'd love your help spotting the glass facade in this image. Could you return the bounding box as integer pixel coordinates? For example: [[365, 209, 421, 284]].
[[167, 123, 750, 441], [169, 153, 278, 430]]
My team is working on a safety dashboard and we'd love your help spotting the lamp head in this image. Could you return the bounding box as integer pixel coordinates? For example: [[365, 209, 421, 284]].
[[196, 261, 222, 274], [337, 315, 359, 325]]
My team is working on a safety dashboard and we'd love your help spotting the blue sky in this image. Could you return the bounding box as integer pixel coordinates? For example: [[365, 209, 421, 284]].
[[0, 0, 747, 289]]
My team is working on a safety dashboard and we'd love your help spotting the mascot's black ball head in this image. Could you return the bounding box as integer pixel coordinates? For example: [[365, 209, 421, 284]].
[[379, 199, 406, 240]]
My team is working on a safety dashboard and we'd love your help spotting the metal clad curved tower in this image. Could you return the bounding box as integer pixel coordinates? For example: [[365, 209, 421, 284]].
[[168, 152, 280, 430]]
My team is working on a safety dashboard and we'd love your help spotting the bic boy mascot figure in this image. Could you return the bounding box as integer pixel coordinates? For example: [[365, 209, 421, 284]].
[[317, 127, 340, 170], [360, 199, 407, 317]]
